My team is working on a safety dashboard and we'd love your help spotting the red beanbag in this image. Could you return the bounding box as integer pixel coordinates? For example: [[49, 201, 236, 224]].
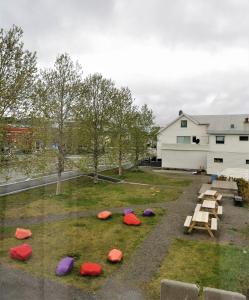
[[15, 228, 32, 240], [97, 211, 112, 220], [123, 213, 141, 226], [108, 249, 123, 262], [80, 262, 102, 276], [10, 243, 32, 261]]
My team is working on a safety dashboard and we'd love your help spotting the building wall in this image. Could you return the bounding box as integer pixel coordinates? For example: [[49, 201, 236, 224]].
[[161, 149, 207, 170], [207, 151, 249, 175], [209, 134, 249, 153], [157, 115, 208, 158]]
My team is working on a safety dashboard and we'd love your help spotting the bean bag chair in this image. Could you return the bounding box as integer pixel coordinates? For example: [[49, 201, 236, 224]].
[[15, 228, 32, 240], [97, 210, 112, 220], [10, 243, 32, 261], [80, 262, 102, 276], [56, 257, 74, 276], [143, 209, 155, 217], [108, 249, 123, 263], [123, 213, 141, 226], [123, 208, 134, 215]]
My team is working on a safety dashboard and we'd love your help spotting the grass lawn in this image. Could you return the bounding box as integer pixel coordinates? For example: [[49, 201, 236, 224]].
[[0, 169, 189, 219], [147, 239, 249, 299], [101, 168, 192, 186], [0, 209, 164, 291]]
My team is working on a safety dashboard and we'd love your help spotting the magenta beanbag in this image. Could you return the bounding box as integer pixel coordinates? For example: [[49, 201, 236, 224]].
[[123, 208, 134, 215], [80, 262, 102, 276], [56, 257, 74, 276], [10, 243, 32, 261], [123, 213, 141, 225]]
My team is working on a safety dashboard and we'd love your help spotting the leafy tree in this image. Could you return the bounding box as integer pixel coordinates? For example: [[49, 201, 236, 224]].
[[129, 104, 154, 169], [109, 87, 134, 175], [33, 53, 82, 194], [0, 25, 37, 119], [77, 73, 115, 183]]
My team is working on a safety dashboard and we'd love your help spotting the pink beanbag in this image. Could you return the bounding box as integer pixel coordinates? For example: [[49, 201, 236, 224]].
[[15, 228, 32, 240], [80, 262, 102, 276], [10, 243, 32, 261], [108, 249, 123, 262], [97, 211, 112, 220], [123, 213, 141, 226]]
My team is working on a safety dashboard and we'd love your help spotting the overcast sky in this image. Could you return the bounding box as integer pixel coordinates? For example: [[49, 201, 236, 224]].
[[1, 0, 249, 125]]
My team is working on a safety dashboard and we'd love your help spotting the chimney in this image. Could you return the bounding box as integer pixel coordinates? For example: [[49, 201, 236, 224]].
[[179, 110, 183, 116]]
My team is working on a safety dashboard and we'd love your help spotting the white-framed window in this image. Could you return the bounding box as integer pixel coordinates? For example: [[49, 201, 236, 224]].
[[214, 158, 223, 163], [177, 136, 191, 144], [181, 120, 187, 128], [216, 136, 225, 144]]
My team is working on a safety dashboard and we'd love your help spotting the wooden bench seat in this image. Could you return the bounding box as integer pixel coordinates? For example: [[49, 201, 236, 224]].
[[198, 193, 204, 200], [195, 204, 202, 212], [216, 194, 222, 201], [217, 206, 223, 215], [184, 216, 192, 228], [211, 218, 218, 231]]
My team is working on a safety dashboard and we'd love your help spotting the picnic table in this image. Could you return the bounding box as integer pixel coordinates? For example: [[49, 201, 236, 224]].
[[187, 211, 217, 237], [201, 200, 223, 219], [198, 189, 222, 202]]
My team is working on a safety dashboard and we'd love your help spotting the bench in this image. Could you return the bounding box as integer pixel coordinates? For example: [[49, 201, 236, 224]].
[[211, 218, 218, 231], [194, 204, 202, 213], [184, 216, 192, 233], [198, 193, 204, 200], [216, 194, 222, 202], [217, 206, 223, 216]]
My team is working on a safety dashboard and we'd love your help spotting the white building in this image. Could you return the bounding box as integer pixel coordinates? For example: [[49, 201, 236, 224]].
[[157, 111, 249, 175]]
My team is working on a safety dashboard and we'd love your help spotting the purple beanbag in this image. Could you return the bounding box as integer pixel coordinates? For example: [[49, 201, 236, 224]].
[[143, 209, 155, 217], [123, 208, 134, 215], [56, 257, 74, 276]]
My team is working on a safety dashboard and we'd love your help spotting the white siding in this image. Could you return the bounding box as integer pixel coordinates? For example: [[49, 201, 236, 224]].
[[207, 151, 249, 175], [209, 135, 249, 153], [157, 116, 208, 158], [161, 150, 207, 170]]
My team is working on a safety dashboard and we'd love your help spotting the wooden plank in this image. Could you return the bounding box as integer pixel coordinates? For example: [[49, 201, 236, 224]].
[[217, 206, 223, 215], [195, 204, 202, 212], [184, 216, 192, 227], [211, 218, 218, 231]]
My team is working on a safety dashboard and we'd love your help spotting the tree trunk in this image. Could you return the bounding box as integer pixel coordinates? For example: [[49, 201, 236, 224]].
[[56, 171, 62, 195], [93, 151, 98, 184], [118, 150, 122, 176]]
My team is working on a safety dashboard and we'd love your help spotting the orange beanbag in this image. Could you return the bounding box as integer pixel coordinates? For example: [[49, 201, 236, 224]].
[[15, 228, 32, 240], [10, 243, 32, 261], [80, 262, 102, 276], [97, 211, 112, 220], [123, 213, 141, 226], [108, 249, 123, 262]]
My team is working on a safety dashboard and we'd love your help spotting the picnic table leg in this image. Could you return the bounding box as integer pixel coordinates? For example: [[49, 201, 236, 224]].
[[188, 221, 196, 233], [205, 224, 214, 237]]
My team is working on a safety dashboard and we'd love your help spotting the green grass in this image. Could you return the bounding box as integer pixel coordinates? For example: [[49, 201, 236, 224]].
[[0, 209, 164, 291], [0, 170, 186, 219], [147, 239, 249, 299], [101, 168, 192, 186]]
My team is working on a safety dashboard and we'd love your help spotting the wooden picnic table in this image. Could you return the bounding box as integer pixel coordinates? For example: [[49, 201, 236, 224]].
[[198, 189, 222, 202], [188, 211, 216, 237], [201, 200, 219, 219]]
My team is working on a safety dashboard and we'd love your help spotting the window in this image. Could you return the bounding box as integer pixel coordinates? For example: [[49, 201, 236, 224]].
[[177, 136, 191, 144], [230, 124, 235, 128], [181, 120, 187, 128], [216, 136, 225, 144], [214, 158, 223, 163], [246, 160, 249, 165], [240, 136, 249, 141]]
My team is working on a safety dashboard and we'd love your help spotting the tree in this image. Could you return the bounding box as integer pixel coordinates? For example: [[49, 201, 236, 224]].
[[77, 73, 115, 183], [0, 25, 37, 119], [129, 104, 154, 169], [33, 53, 82, 195], [109, 87, 134, 175]]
